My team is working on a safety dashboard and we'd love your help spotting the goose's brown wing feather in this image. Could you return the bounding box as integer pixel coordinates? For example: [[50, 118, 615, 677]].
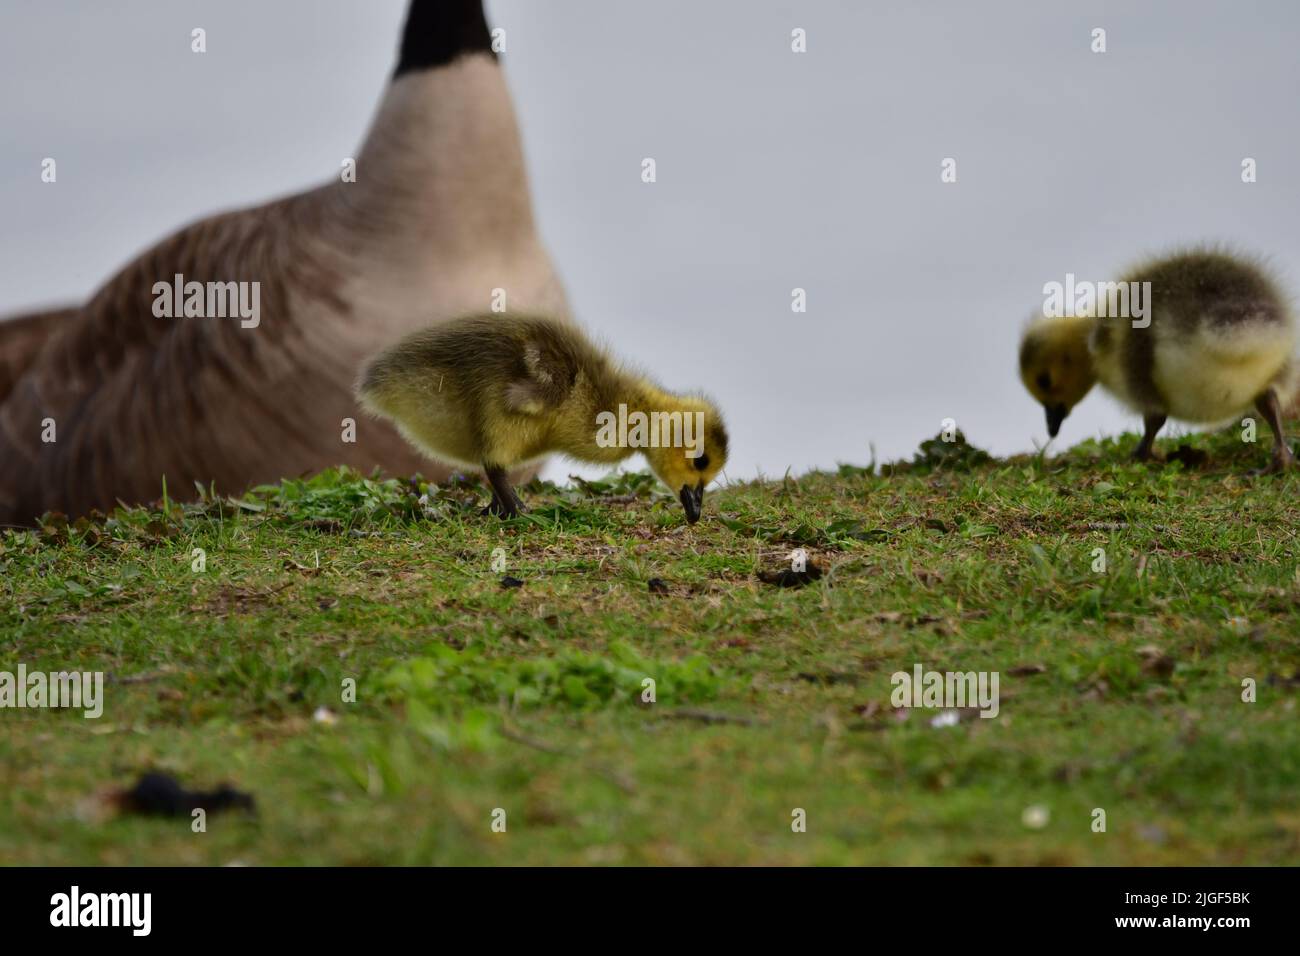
[[0, 307, 78, 406]]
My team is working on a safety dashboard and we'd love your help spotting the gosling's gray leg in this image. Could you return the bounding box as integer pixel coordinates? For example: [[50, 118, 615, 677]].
[[1253, 389, 1294, 474], [482, 464, 525, 518], [1132, 413, 1166, 462]]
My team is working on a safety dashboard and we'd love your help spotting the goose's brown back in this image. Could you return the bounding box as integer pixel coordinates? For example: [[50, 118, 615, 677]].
[[0, 197, 436, 525], [0, 307, 76, 406]]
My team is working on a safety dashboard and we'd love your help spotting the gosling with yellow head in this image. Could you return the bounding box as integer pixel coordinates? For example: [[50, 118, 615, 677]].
[[357, 315, 728, 521], [1019, 249, 1298, 471]]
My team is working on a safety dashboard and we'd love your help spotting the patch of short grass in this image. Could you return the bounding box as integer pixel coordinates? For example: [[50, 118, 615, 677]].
[[1, 428, 1298, 864]]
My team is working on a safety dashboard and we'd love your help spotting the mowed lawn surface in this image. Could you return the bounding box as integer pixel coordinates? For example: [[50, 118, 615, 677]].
[[2, 430, 1298, 865]]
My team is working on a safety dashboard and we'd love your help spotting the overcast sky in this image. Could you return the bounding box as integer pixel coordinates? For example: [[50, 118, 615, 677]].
[[3, 0, 1298, 480]]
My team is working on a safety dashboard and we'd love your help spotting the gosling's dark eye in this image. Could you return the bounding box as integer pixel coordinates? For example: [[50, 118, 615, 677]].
[[1036, 372, 1052, 391], [693, 454, 710, 471]]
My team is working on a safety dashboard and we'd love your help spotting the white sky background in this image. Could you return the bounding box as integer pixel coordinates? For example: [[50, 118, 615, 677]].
[[3, 1, 1299, 483]]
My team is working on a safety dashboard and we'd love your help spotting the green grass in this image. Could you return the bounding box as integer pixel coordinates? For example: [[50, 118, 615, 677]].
[[2, 428, 1298, 865]]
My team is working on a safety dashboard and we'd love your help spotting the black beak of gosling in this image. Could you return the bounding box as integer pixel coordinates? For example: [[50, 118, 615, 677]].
[[679, 484, 704, 524], [1045, 403, 1068, 438]]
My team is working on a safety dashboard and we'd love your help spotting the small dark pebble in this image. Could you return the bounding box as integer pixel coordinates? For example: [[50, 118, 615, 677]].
[[500, 576, 525, 589], [1141, 654, 1177, 678], [647, 578, 670, 595], [758, 562, 824, 588], [115, 772, 255, 818], [302, 517, 344, 533], [1007, 663, 1047, 676], [796, 670, 857, 685]]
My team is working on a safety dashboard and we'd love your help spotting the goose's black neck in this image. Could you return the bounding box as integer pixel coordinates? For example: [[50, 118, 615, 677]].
[[394, 0, 495, 77]]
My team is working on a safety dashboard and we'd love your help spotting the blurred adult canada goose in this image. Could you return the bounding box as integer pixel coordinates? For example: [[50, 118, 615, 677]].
[[358, 315, 729, 522], [0, 0, 567, 525], [1020, 249, 1297, 471]]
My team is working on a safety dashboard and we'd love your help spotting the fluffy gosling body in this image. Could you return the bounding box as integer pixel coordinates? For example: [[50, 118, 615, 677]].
[[1020, 249, 1298, 471], [357, 315, 728, 521]]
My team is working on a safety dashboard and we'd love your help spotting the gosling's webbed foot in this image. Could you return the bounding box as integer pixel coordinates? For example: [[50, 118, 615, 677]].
[[1130, 445, 1165, 464], [481, 497, 525, 519], [1250, 448, 1294, 476]]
